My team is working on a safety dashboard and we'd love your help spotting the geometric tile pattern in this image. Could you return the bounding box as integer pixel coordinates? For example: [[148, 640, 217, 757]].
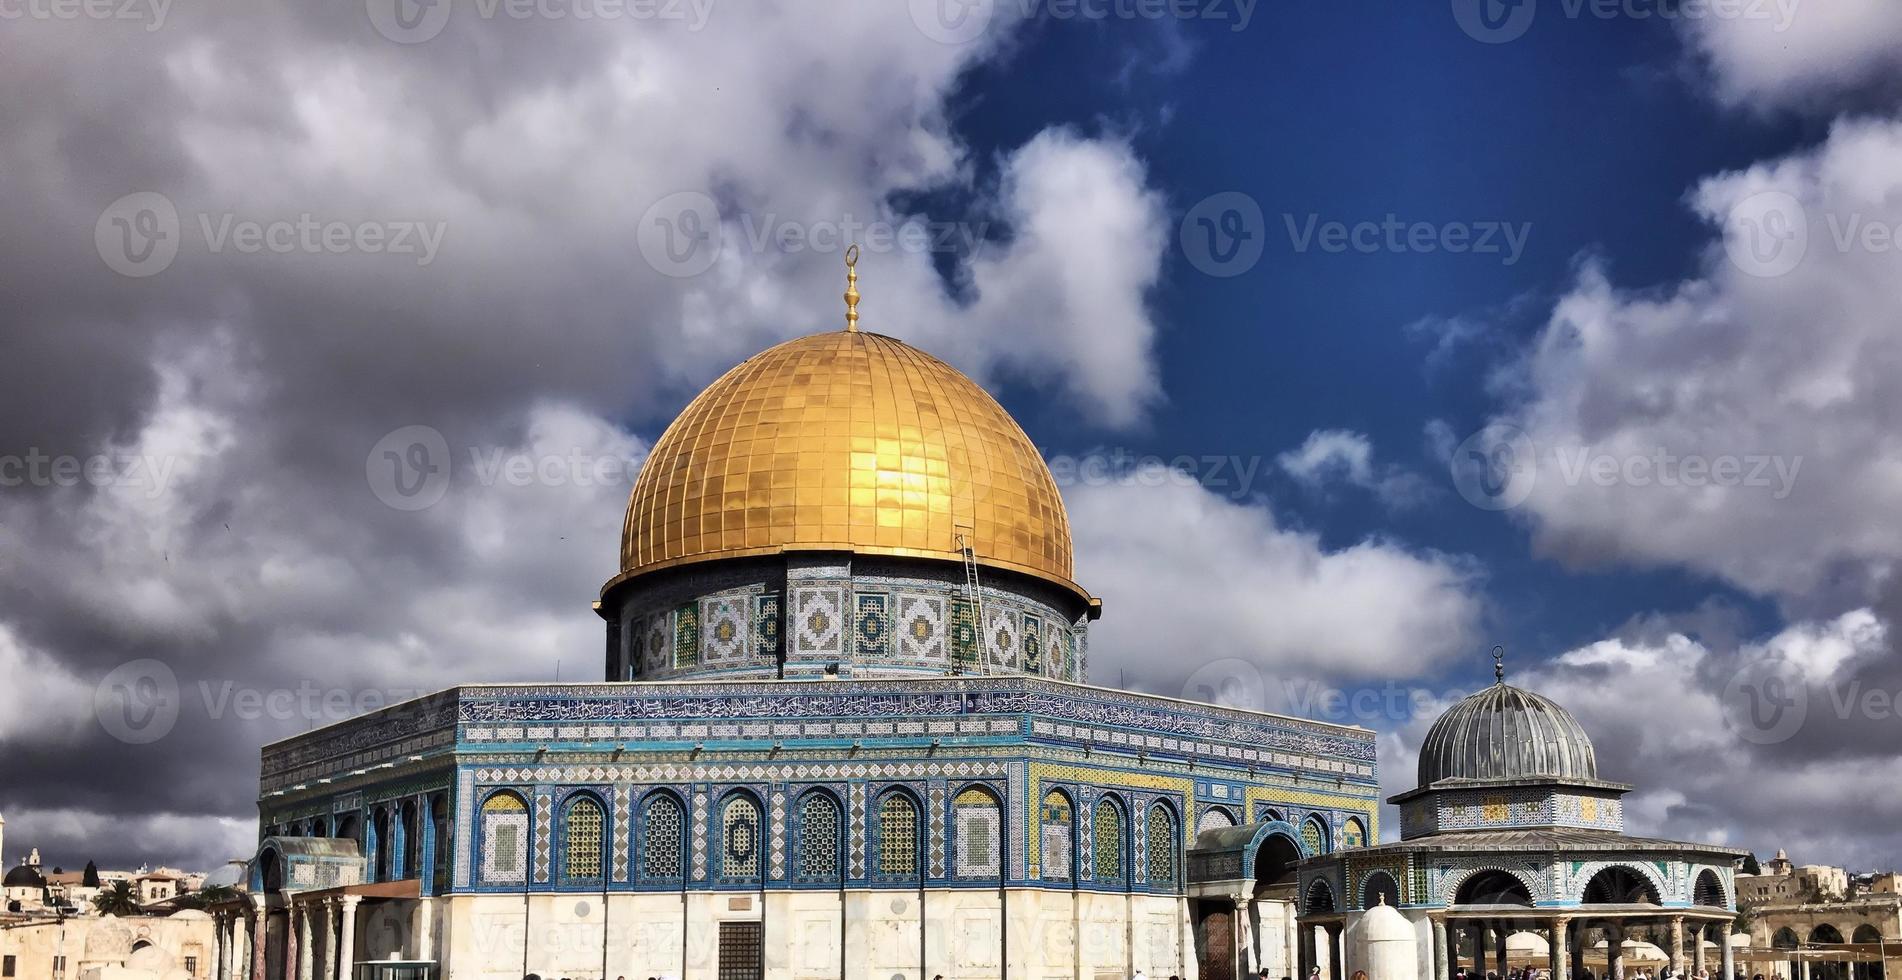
[[953, 788, 1001, 879], [673, 603, 699, 668], [643, 612, 673, 676], [532, 792, 552, 883], [1041, 791, 1072, 881], [692, 789, 708, 881], [612, 786, 631, 882], [701, 594, 748, 664], [769, 789, 787, 879], [927, 783, 947, 879], [792, 586, 845, 658], [985, 607, 1020, 671], [897, 594, 946, 662], [848, 783, 867, 879], [754, 593, 781, 660], [854, 592, 890, 660], [1021, 614, 1042, 674]]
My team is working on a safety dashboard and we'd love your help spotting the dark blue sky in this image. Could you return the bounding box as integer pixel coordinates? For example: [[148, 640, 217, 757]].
[[906, 4, 1824, 694]]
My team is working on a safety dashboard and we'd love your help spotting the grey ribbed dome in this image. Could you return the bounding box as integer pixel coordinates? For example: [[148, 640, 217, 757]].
[[1417, 683, 1598, 785]]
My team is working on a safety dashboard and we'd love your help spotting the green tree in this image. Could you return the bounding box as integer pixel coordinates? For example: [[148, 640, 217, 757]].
[[92, 880, 142, 917], [1742, 853, 1762, 875]]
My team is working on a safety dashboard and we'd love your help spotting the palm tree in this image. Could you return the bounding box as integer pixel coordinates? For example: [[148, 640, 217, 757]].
[[93, 880, 142, 917]]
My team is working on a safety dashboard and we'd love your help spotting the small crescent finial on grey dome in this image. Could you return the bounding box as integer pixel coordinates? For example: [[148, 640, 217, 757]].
[[1492, 644, 1505, 684]]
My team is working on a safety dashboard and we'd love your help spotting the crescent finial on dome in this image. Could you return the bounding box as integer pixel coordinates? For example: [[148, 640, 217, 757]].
[[843, 243, 861, 332]]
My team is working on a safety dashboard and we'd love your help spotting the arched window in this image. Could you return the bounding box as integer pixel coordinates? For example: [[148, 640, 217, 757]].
[[1361, 870, 1400, 909], [640, 793, 684, 881], [953, 787, 1001, 879], [796, 793, 840, 881], [1300, 817, 1328, 856], [1582, 866, 1658, 905], [1305, 878, 1337, 914], [876, 793, 918, 878], [1145, 806, 1176, 886], [1342, 817, 1366, 849], [1196, 807, 1234, 835], [720, 795, 762, 879], [1040, 791, 1074, 882], [562, 796, 605, 883], [480, 792, 529, 885], [1093, 798, 1125, 884], [1693, 868, 1726, 907]]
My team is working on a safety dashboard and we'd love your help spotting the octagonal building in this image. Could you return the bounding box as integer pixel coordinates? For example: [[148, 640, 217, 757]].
[[218, 267, 1380, 980]]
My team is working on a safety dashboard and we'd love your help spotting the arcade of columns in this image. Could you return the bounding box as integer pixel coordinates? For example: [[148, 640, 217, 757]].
[[209, 893, 436, 980], [1289, 910, 1739, 980]]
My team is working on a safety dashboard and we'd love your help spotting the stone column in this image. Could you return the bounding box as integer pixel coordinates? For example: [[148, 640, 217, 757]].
[[1608, 920, 1625, 980], [1553, 919, 1570, 980], [298, 903, 315, 980], [252, 896, 269, 980], [284, 905, 300, 980], [321, 902, 339, 980], [1433, 919, 1450, 980], [234, 904, 252, 980], [1672, 916, 1687, 976], [336, 896, 360, 980], [1495, 925, 1508, 979], [1720, 929, 1734, 980], [1325, 923, 1344, 980], [1694, 923, 1708, 976], [413, 897, 436, 962]]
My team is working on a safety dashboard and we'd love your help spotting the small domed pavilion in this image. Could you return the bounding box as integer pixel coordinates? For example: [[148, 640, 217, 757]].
[[1293, 653, 1744, 980]]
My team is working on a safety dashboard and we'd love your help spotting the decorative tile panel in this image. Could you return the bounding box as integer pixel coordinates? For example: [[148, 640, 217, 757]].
[[897, 594, 946, 662], [854, 592, 891, 660]]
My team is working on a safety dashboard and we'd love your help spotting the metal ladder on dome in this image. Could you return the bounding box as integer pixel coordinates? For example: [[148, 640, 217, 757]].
[[955, 530, 987, 677]]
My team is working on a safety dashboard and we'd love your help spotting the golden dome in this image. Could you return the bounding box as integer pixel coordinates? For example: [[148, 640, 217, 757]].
[[610, 330, 1083, 601]]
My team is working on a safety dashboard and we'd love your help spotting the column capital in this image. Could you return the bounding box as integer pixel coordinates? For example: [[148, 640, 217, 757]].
[[339, 894, 363, 910]]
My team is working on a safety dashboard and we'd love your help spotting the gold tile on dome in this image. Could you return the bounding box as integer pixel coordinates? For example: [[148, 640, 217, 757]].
[[615, 330, 1079, 598]]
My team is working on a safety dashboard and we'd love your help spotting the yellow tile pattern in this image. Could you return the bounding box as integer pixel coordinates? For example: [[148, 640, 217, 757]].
[[617, 330, 1079, 595]]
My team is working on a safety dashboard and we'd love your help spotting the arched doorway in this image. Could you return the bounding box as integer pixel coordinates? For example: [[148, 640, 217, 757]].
[[1583, 866, 1659, 905], [1852, 925, 1885, 980], [1811, 924, 1849, 980], [1248, 833, 1303, 980]]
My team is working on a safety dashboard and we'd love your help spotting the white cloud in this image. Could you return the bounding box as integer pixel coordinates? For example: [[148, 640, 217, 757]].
[[1681, 0, 1902, 111], [1069, 467, 1485, 686], [1278, 429, 1429, 509], [1495, 117, 1902, 609]]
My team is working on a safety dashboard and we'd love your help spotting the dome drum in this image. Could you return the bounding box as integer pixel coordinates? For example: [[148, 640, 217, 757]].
[[602, 551, 1091, 684]]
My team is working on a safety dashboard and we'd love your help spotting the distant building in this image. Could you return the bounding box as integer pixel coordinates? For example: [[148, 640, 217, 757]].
[[1737, 850, 1901, 980]]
